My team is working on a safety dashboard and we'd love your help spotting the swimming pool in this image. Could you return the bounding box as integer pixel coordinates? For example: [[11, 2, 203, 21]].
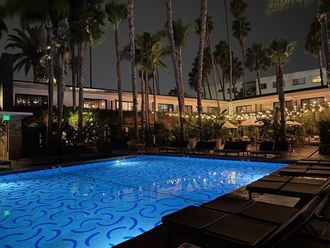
[[0, 155, 285, 247]]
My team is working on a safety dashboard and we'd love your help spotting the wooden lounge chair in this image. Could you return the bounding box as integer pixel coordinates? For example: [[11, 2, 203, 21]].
[[213, 141, 249, 157], [183, 141, 217, 155], [159, 140, 189, 153], [162, 194, 322, 247], [250, 141, 284, 159]]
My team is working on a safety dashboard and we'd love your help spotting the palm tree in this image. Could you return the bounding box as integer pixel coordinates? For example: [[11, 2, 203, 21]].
[[196, 0, 208, 139], [266, 0, 330, 87], [0, 6, 7, 39], [245, 44, 271, 95], [225, 57, 244, 98], [305, 18, 324, 85], [224, 0, 233, 102], [166, 0, 185, 141], [69, 0, 105, 130], [230, 0, 250, 98], [267, 39, 296, 149], [106, 2, 127, 132], [128, 0, 139, 140], [6, 25, 45, 82], [173, 18, 192, 108], [214, 40, 230, 100], [5, 0, 69, 147]]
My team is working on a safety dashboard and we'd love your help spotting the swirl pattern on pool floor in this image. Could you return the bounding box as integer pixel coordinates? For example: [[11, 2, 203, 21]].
[[0, 155, 284, 247]]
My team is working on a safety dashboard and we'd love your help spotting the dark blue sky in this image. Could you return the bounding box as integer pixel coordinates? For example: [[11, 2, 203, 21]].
[[0, 0, 318, 96]]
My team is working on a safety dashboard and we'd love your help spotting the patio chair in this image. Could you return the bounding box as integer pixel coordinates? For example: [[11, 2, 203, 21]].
[[159, 140, 189, 153], [250, 141, 280, 158], [213, 141, 249, 157], [183, 141, 217, 155]]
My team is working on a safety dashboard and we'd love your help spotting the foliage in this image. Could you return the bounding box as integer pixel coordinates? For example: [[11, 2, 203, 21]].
[[267, 39, 296, 66], [0, 5, 7, 39], [105, 1, 127, 29], [173, 18, 193, 48], [305, 18, 321, 57], [245, 44, 271, 73]]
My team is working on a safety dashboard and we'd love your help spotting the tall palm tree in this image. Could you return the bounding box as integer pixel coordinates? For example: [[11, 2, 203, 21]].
[[268, 39, 296, 149], [6, 25, 45, 82], [128, 0, 139, 140], [173, 18, 192, 109], [266, 0, 330, 87], [224, 57, 244, 98], [224, 0, 233, 102], [305, 18, 324, 85], [196, 0, 208, 139], [214, 40, 230, 100], [166, 0, 185, 141], [245, 44, 271, 95], [69, 0, 105, 130], [5, 0, 69, 147], [0, 6, 7, 39], [230, 0, 250, 98], [106, 2, 127, 132]]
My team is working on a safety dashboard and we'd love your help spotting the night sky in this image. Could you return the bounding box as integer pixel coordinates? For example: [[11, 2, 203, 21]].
[[0, 0, 318, 96]]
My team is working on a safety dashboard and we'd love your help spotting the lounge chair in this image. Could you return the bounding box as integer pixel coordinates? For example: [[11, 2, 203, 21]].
[[213, 141, 249, 157], [162, 194, 322, 247], [183, 141, 217, 155], [250, 141, 283, 159], [246, 175, 330, 200], [159, 140, 189, 153]]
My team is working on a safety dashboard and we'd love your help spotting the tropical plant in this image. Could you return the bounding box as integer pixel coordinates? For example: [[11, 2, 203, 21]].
[[166, 0, 185, 141], [224, 0, 233, 101], [6, 25, 46, 82], [128, 0, 139, 140], [0, 6, 7, 39], [106, 2, 127, 132], [245, 44, 271, 95], [305, 18, 324, 85], [196, 0, 208, 139], [267, 39, 296, 148]]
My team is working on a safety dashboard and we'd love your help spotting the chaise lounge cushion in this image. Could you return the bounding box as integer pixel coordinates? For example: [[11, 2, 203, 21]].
[[162, 206, 226, 231], [201, 196, 253, 214]]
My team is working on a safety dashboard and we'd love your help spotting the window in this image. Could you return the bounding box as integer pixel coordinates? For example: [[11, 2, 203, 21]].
[[292, 78, 306, 86], [301, 97, 324, 106], [261, 83, 267, 89], [255, 104, 263, 112], [116, 100, 133, 111], [273, 100, 294, 110], [208, 106, 220, 113], [15, 94, 48, 107], [84, 98, 107, 109], [184, 105, 193, 113], [158, 103, 174, 112], [312, 75, 321, 83], [236, 105, 252, 113]]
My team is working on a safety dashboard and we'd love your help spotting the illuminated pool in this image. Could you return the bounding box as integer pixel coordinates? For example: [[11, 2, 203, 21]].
[[0, 155, 285, 247]]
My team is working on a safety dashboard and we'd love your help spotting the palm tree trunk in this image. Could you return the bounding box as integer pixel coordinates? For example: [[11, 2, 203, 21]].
[[78, 42, 84, 130], [153, 69, 157, 124], [224, 0, 233, 102], [56, 46, 65, 132], [46, 20, 54, 148], [145, 75, 150, 135], [166, 0, 185, 141], [115, 26, 123, 131], [240, 40, 247, 97], [140, 70, 145, 138], [71, 42, 77, 109], [320, 16, 330, 87], [318, 47, 324, 86], [177, 47, 185, 111], [156, 68, 161, 95], [89, 46, 93, 88], [128, 0, 139, 140], [276, 65, 287, 146], [206, 78, 212, 99], [197, 0, 208, 140], [207, 34, 220, 110], [256, 70, 262, 95], [215, 64, 226, 100]]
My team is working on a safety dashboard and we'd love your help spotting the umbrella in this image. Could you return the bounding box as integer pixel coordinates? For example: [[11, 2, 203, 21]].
[[286, 120, 303, 126], [222, 121, 238, 129], [240, 117, 264, 127]]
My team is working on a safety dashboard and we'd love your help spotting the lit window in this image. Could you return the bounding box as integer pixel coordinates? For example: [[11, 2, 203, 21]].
[[116, 100, 133, 111], [312, 76, 321, 83], [158, 103, 174, 112], [184, 105, 193, 113], [236, 105, 252, 113], [84, 99, 107, 110], [15, 94, 48, 107], [301, 97, 324, 106]]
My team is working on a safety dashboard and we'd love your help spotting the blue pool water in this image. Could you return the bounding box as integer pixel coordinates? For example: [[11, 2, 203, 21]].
[[0, 155, 285, 247]]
